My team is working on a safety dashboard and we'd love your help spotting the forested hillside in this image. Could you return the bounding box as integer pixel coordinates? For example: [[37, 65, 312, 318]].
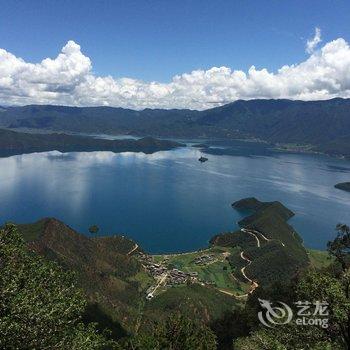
[[0, 128, 182, 156]]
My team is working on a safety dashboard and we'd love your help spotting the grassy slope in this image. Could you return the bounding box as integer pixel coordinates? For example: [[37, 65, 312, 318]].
[[144, 284, 239, 325], [307, 249, 334, 269], [17, 220, 47, 241], [154, 246, 249, 294]]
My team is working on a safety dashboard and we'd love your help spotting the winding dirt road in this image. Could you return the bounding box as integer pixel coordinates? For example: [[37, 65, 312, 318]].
[[249, 229, 286, 247], [230, 228, 285, 298], [241, 228, 261, 247], [218, 228, 261, 299], [127, 243, 139, 256], [147, 273, 168, 298]]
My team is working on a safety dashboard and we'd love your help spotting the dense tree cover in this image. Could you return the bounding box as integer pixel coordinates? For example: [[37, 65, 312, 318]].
[[229, 274, 344, 349], [121, 314, 217, 350], [297, 270, 350, 348], [234, 326, 339, 350], [210, 309, 250, 349], [233, 270, 347, 349], [328, 224, 350, 270], [0, 224, 112, 349]]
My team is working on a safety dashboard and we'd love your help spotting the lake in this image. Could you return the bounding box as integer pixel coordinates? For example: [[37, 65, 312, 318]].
[[0, 142, 349, 253]]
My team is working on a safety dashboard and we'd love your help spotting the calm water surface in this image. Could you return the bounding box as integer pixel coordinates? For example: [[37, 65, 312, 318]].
[[0, 145, 349, 253]]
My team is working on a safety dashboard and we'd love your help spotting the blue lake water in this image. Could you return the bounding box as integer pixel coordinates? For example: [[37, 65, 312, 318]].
[[0, 144, 350, 253]]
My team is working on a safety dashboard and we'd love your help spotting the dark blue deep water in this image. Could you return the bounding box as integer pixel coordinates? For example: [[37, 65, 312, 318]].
[[1, 144, 350, 253]]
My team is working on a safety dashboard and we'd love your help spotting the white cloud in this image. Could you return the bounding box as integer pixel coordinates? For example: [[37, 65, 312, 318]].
[[1, 35, 350, 110], [306, 27, 322, 54]]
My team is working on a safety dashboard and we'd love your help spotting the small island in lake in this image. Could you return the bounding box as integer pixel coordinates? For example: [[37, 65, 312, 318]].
[[198, 156, 208, 163], [335, 182, 350, 192], [192, 143, 209, 149]]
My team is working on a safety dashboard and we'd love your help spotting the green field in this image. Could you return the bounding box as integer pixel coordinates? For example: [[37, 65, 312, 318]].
[[153, 246, 249, 295], [127, 270, 155, 292], [307, 249, 334, 269], [144, 284, 240, 324]]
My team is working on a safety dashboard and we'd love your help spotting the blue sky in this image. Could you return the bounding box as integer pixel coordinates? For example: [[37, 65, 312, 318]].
[[0, 0, 350, 109], [1, 0, 349, 82]]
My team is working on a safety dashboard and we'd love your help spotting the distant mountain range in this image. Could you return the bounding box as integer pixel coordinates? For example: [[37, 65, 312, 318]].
[[1, 98, 350, 157]]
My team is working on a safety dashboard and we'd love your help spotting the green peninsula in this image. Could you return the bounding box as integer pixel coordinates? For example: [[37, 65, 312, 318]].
[[0, 128, 183, 156]]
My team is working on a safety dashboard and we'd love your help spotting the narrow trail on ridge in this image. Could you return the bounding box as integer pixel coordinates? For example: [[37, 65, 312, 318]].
[[218, 228, 262, 299]]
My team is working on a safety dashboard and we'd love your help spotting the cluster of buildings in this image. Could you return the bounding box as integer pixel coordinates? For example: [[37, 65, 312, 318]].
[[146, 262, 167, 277], [193, 254, 215, 265], [135, 251, 200, 299], [136, 253, 169, 277], [166, 268, 198, 285]]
